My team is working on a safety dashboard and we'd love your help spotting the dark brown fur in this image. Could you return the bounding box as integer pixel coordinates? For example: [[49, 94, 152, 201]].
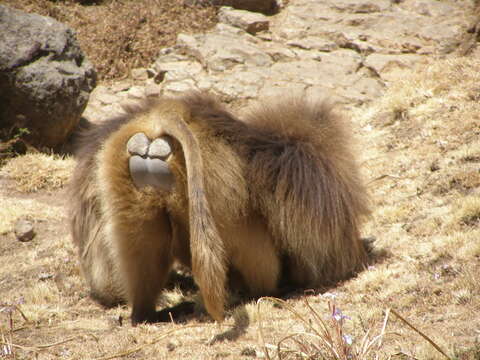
[[69, 92, 370, 324]]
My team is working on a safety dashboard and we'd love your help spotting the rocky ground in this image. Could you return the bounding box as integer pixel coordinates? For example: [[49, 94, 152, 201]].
[[1, 0, 480, 359], [84, 0, 475, 121]]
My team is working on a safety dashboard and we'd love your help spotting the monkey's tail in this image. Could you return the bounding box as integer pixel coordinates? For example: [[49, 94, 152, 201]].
[[157, 104, 227, 322]]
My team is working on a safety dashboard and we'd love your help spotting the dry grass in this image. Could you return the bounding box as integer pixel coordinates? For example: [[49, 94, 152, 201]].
[[0, 153, 75, 193], [1, 56, 480, 359], [0, 198, 64, 235], [257, 296, 390, 360], [349, 56, 480, 359], [4, 0, 218, 80]]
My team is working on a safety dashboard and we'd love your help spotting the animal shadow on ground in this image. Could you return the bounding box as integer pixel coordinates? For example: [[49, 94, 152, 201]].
[[163, 236, 389, 342]]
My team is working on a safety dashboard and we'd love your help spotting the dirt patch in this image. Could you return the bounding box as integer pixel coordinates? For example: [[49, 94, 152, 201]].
[[4, 0, 218, 80], [1, 57, 480, 360]]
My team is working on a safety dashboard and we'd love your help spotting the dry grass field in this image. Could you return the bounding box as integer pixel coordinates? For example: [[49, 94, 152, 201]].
[[3, 0, 217, 80], [1, 56, 479, 359]]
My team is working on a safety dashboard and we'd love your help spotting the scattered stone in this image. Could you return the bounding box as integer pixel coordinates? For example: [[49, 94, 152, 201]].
[[218, 7, 270, 34], [364, 53, 426, 80], [145, 82, 161, 97], [430, 161, 440, 172], [127, 86, 145, 99], [287, 37, 338, 52], [153, 70, 167, 84], [180, 27, 273, 72], [166, 342, 176, 352], [109, 80, 132, 93], [82, 0, 474, 119], [399, 0, 458, 17], [131, 68, 149, 81], [156, 47, 191, 63], [14, 218, 35, 242], [38, 272, 54, 281], [185, 0, 277, 14], [96, 91, 119, 105], [154, 61, 203, 82], [214, 351, 231, 358], [240, 346, 257, 356], [332, 0, 391, 13], [211, 69, 265, 100], [0, 5, 96, 150], [146, 68, 157, 78]]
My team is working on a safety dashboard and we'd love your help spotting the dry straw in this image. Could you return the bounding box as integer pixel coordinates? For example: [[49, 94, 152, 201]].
[[256, 296, 452, 360]]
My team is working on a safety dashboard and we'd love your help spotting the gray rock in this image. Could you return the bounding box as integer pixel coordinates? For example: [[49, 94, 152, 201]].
[[82, 0, 474, 117], [96, 90, 119, 105], [364, 53, 426, 80], [109, 80, 132, 93], [263, 43, 297, 61], [240, 346, 257, 357], [287, 37, 338, 52], [153, 61, 203, 82], [177, 27, 272, 72], [0, 5, 96, 149], [260, 82, 307, 100], [211, 68, 265, 100], [14, 218, 35, 242], [131, 68, 149, 81], [145, 81, 161, 98], [218, 7, 270, 34], [331, 0, 391, 13], [397, 0, 458, 17], [127, 86, 145, 99], [185, 0, 278, 14], [163, 79, 199, 97]]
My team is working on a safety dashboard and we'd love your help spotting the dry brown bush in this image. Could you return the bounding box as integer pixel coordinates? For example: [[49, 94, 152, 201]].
[[5, 0, 217, 80]]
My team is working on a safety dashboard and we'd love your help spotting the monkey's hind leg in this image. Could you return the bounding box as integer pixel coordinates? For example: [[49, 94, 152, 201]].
[[228, 218, 281, 297], [98, 127, 177, 325]]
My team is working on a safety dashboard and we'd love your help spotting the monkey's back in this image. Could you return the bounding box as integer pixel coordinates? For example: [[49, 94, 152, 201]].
[[69, 92, 371, 322], [244, 98, 370, 284], [176, 93, 370, 285]]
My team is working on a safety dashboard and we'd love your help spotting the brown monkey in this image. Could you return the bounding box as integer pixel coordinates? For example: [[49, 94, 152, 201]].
[[69, 92, 370, 325]]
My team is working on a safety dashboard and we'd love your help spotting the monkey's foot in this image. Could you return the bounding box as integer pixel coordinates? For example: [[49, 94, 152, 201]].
[[127, 133, 175, 191]]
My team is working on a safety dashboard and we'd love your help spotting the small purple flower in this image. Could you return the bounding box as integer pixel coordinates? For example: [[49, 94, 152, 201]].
[[343, 334, 353, 346], [2, 343, 13, 356], [332, 308, 350, 322]]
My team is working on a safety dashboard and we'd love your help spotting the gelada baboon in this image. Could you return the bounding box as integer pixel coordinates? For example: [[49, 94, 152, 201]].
[[69, 91, 370, 325]]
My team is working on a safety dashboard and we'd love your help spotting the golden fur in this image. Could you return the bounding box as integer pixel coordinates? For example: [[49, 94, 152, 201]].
[[69, 92, 370, 324]]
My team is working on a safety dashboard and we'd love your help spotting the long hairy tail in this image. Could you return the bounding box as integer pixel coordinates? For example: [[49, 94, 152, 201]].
[[153, 101, 227, 321]]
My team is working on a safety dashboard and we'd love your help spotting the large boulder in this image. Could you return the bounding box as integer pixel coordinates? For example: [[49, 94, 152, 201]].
[[0, 5, 96, 150]]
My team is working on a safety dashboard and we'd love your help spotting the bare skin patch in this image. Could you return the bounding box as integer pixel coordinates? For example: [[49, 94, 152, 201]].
[[127, 133, 175, 191]]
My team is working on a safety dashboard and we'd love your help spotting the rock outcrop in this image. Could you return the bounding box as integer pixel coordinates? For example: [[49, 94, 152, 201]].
[[0, 5, 96, 149], [185, 0, 278, 14], [83, 0, 475, 123]]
